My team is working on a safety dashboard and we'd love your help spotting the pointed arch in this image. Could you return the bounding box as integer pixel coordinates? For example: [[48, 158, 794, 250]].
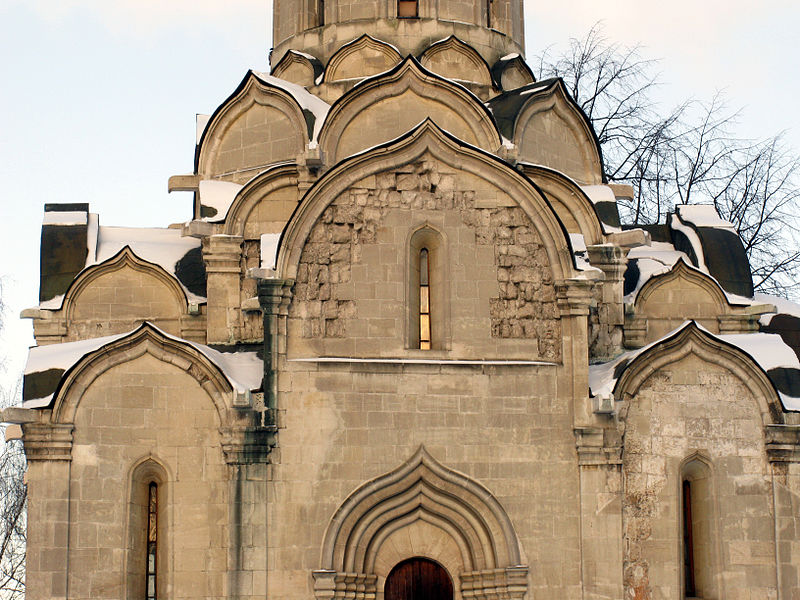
[[636, 258, 731, 310], [125, 456, 172, 600], [318, 57, 503, 163], [614, 322, 785, 424], [63, 246, 189, 324], [323, 34, 402, 83], [49, 323, 233, 426], [512, 79, 604, 184], [196, 71, 309, 181], [319, 446, 524, 574], [418, 36, 493, 86], [628, 258, 761, 344], [271, 49, 323, 87], [222, 163, 301, 238], [278, 120, 575, 284], [519, 164, 606, 245]]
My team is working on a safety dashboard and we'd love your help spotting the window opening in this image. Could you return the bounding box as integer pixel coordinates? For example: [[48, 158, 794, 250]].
[[682, 479, 696, 598], [318, 0, 325, 26], [419, 248, 431, 349], [487, 0, 492, 28], [398, 0, 418, 18], [146, 482, 158, 600]]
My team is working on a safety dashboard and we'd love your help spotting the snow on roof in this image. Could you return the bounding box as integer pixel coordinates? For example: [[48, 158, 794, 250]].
[[569, 233, 602, 277], [676, 204, 736, 230], [23, 324, 263, 408], [199, 180, 244, 223], [625, 242, 689, 302], [580, 185, 616, 205], [42, 211, 88, 226], [757, 293, 800, 326], [589, 322, 800, 411], [38, 222, 205, 310], [252, 71, 330, 141]]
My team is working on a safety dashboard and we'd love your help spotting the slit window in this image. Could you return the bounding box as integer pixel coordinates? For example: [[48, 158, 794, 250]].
[[146, 482, 158, 600], [487, 0, 492, 28], [419, 248, 431, 350], [318, 0, 325, 26], [398, 0, 418, 18], [682, 479, 696, 598]]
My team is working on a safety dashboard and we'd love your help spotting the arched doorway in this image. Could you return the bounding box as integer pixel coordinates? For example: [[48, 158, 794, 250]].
[[385, 557, 453, 600]]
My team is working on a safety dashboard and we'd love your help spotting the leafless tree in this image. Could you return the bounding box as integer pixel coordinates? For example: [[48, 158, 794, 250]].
[[534, 24, 800, 297], [0, 282, 26, 600]]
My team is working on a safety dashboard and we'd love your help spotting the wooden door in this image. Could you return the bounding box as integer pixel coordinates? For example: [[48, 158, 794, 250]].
[[384, 557, 453, 600]]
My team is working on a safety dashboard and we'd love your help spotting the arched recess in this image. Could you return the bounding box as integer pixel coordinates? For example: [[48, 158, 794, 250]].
[[48, 323, 233, 427], [62, 246, 189, 339], [614, 322, 785, 425], [406, 224, 450, 350], [125, 457, 171, 600], [513, 79, 605, 185], [418, 36, 493, 86], [313, 446, 528, 600], [196, 71, 309, 182], [679, 452, 721, 600], [223, 163, 302, 238], [278, 119, 574, 285], [271, 50, 323, 87], [519, 164, 606, 245], [323, 34, 402, 83], [318, 58, 503, 163], [629, 259, 751, 344]]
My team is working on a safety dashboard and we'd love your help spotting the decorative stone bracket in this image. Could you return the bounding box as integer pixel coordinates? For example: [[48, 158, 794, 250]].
[[575, 427, 622, 466], [766, 424, 800, 463], [20, 422, 74, 462]]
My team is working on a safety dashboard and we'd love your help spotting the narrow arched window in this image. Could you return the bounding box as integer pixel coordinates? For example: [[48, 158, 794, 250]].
[[419, 248, 431, 350], [408, 227, 448, 350], [681, 456, 716, 599], [318, 0, 325, 26], [146, 482, 158, 600], [682, 479, 696, 598], [486, 0, 493, 28], [398, 0, 418, 18]]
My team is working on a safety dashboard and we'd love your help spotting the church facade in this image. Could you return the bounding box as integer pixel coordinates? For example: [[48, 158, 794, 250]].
[[7, 2, 800, 599]]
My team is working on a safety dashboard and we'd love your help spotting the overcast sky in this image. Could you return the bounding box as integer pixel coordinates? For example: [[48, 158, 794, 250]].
[[1, 1, 798, 388]]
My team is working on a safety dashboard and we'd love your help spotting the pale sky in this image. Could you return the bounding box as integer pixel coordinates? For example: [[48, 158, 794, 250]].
[[1, 1, 798, 389]]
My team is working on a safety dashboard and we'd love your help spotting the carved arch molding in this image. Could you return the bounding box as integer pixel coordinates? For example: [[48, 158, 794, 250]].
[[313, 447, 528, 600]]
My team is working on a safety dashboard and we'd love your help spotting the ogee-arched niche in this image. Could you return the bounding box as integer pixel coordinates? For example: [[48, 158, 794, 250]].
[[313, 446, 529, 600]]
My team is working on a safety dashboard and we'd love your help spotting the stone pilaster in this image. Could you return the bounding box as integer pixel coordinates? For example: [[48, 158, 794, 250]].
[[586, 245, 629, 360], [21, 422, 74, 600], [203, 234, 243, 344], [556, 279, 594, 425], [575, 427, 624, 600]]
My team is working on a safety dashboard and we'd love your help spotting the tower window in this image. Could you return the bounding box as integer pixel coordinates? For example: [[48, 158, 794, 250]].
[[487, 0, 492, 28], [419, 248, 431, 350], [318, 0, 325, 26], [398, 0, 418, 18], [146, 482, 158, 600]]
